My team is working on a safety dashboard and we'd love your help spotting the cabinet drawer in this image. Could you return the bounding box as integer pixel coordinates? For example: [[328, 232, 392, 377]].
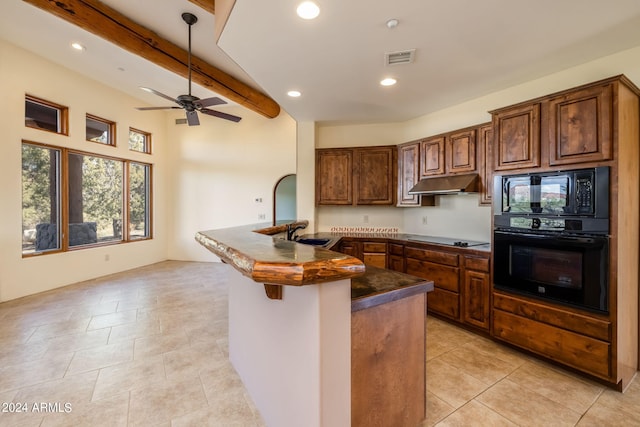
[[464, 256, 489, 272], [406, 258, 459, 292], [493, 292, 611, 341], [405, 247, 459, 266], [363, 242, 386, 253], [363, 253, 386, 269], [493, 309, 610, 379], [427, 288, 460, 320], [388, 243, 404, 256]]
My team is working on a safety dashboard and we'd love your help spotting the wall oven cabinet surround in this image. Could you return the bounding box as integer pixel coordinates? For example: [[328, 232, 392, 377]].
[[490, 75, 640, 391], [316, 146, 397, 206]]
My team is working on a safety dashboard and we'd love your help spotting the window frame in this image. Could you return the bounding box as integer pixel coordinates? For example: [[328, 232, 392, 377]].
[[25, 95, 69, 136], [129, 127, 152, 154], [86, 113, 116, 146], [21, 140, 153, 258]]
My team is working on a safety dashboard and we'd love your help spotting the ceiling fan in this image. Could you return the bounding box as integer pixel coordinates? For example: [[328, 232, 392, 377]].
[[136, 12, 242, 125]]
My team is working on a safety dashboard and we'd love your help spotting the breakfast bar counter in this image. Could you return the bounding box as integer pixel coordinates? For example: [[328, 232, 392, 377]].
[[196, 222, 433, 427]]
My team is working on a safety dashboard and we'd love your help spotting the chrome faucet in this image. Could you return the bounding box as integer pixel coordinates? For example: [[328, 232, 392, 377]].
[[286, 223, 307, 241]]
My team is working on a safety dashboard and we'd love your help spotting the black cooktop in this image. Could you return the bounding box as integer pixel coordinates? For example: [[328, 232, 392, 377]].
[[406, 235, 488, 247]]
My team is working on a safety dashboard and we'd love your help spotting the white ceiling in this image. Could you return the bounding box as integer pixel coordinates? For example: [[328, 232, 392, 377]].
[[3, 0, 640, 125]]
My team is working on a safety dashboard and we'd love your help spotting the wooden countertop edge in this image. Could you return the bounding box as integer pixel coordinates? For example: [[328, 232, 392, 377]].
[[195, 227, 365, 287]]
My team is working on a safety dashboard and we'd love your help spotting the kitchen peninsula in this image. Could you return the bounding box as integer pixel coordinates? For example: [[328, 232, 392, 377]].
[[195, 222, 434, 427]]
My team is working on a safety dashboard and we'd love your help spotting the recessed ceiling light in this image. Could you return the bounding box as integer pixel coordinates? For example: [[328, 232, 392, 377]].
[[386, 19, 399, 29], [287, 90, 302, 98], [71, 42, 85, 51], [380, 78, 397, 86], [297, 1, 320, 20]]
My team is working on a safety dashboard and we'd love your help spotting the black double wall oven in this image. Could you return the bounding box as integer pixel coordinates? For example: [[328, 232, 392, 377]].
[[493, 167, 610, 313]]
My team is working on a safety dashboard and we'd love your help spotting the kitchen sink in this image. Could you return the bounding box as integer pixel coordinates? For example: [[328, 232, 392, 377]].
[[295, 238, 331, 246]]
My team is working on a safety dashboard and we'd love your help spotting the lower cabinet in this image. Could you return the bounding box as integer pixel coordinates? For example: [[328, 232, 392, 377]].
[[405, 246, 461, 321], [362, 242, 387, 268], [388, 243, 405, 272], [492, 291, 612, 380], [462, 256, 491, 331]]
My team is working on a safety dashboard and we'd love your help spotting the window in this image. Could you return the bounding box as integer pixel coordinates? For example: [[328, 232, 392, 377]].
[[21, 141, 153, 256], [68, 153, 123, 247], [25, 95, 69, 135], [129, 162, 151, 239], [129, 128, 151, 153], [86, 114, 116, 146], [22, 143, 61, 254]]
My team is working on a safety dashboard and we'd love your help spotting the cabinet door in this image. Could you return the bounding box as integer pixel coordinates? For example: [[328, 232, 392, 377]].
[[478, 124, 493, 205], [397, 142, 420, 206], [420, 136, 445, 177], [463, 269, 490, 330], [339, 239, 363, 261], [388, 255, 405, 272], [548, 83, 613, 166], [446, 129, 476, 173], [316, 149, 353, 205], [355, 147, 396, 205], [493, 103, 540, 171]]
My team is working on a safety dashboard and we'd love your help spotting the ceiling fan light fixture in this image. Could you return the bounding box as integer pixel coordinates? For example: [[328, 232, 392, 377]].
[[297, 1, 320, 20]]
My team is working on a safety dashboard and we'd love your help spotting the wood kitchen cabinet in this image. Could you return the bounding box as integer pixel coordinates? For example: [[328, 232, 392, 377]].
[[397, 141, 420, 206], [547, 82, 613, 166], [445, 129, 476, 174], [316, 146, 396, 206], [315, 148, 353, 205], [420, 136, 445, 177], [405, 246, 460, 320], [478, 123, 493, 205], [387, 243, 405, 272], [493, 291, 611, 379], [362, 242, 387, 268], [337, 238, 362, 261], [462, 255, 490, 331], [491, 102, 541, 171]]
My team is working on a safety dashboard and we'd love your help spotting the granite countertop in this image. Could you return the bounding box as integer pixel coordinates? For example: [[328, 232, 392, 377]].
[[351, 265, 434, 312], [298, 232, 491, 253]]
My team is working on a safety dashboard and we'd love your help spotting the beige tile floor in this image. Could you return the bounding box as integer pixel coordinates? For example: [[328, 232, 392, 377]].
[[0, 260, 637, 426]]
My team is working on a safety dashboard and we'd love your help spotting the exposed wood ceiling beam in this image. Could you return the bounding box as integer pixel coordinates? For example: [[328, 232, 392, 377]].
[[22, 0, 280, 119], [188, 0, 215, 15]]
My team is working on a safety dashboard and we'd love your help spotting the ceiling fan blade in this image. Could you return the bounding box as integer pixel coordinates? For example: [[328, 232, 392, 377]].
[[201, 108, 242, 123], [136, 106, 182, 111], [140, 87, 178, 104], [186, 110, 200, 126], [194, 96, 227, 109]]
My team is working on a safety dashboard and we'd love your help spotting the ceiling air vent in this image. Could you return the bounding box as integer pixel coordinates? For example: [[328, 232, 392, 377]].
[[384, 49, 416, 66], [175, 118, 187, 125]]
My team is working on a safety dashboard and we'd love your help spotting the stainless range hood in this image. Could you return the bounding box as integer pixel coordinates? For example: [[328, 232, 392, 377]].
[[408, 173, 479, 195]]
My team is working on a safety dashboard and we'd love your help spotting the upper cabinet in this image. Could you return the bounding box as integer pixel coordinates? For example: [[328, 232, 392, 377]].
[[316, 146, 397, 206], [490, 76, 622, 173], [397, 141, 421, 206], [478, 124, 493, 205], [446, 129, 476, 174], [420, 136, 445, 176], [315, 149, 353, 205], [420, 128, 478, 178], [492, 103, 541, 171], [547, 82, 613, 166]]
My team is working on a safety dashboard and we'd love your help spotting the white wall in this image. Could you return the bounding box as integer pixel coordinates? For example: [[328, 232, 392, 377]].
[[315, 45, 640, 242], [0, 40, 168, 302], [166, 107, 297, 261]]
